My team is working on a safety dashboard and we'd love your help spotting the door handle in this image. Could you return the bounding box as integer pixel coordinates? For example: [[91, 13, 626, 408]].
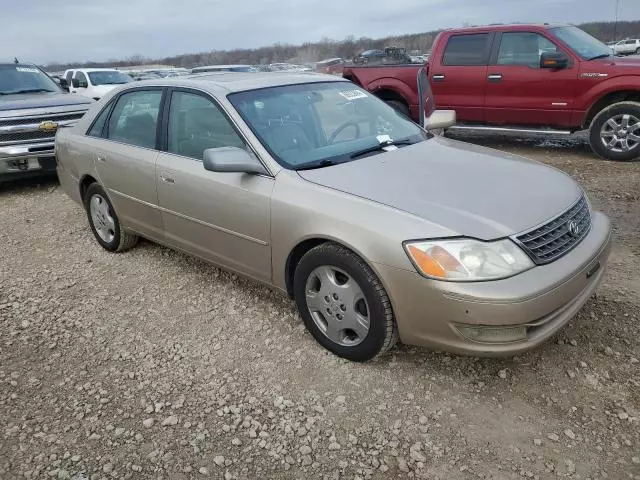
[[432, 74, 445, 82], [160, 175, 175, 184], [96, 155, 106, 162], [488, 73, 503, 82]]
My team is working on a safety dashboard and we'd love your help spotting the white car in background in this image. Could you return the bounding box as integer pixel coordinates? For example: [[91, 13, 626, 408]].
[[63, 68, 133, 100], [611, 38, 640, 56]]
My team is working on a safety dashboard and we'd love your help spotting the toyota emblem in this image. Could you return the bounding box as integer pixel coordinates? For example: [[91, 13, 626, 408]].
[[567, 220, 580, 237]]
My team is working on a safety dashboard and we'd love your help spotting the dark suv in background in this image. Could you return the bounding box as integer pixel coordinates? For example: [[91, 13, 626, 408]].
[[0, 62, 92, 182]]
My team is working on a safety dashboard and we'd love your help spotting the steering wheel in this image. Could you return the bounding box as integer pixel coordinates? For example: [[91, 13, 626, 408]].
[[328, 121, 360, 144]]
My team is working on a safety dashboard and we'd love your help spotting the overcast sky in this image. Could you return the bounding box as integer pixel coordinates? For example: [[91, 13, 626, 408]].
[[2, 0, 639, 65]]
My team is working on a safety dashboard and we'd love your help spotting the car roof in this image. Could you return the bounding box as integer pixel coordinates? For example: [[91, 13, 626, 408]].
[[130, 72, 348, 94], [192, 64, 253, 69], [442, 23, 569, 33], [74, 68, 121, 72]]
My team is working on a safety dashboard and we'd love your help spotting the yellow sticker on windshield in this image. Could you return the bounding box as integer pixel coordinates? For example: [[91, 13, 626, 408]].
[[338, 90, 368, 100]]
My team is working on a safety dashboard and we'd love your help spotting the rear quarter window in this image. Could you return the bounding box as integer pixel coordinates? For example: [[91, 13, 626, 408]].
[[442, 33, 491, 66]]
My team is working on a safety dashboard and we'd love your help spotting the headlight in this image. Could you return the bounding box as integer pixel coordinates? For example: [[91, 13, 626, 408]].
[[404, 238, 534, 281]]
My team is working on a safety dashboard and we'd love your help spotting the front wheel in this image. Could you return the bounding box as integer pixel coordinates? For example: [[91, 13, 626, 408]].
[[589, 101, 640, 161], [293, 243, 398, 362]]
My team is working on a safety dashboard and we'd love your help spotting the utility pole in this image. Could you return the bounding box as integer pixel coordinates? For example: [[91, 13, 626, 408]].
[[613, 0, 620, 42]]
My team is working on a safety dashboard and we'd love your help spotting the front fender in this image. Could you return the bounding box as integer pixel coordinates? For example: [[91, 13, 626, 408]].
[[576, 75, 640, 124]]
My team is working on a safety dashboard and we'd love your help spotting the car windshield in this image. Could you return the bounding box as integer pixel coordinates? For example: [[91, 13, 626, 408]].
[[88, 71, 132, 85], [550, 26, 612, 60], [0, 64, 59, 95], [228, 82, 429, 170]]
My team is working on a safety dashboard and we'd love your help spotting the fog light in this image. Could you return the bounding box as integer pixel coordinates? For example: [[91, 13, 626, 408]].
[[455, 324, 527, 343]]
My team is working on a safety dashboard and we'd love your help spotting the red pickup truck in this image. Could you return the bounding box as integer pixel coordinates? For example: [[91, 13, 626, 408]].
[[343, 24, 640, 161]]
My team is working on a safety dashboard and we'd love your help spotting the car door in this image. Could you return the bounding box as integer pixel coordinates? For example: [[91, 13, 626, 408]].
[[92, 88, 165, 240], [483, 31, 578, 127], [156, 88, 274, 282], [429, 32, 493, 123]]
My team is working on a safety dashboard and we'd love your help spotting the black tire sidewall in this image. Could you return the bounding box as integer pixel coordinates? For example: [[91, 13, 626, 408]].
[[293, 246, 390, 362], [589, 103, 640, 161], [83, 184, 122, 252]]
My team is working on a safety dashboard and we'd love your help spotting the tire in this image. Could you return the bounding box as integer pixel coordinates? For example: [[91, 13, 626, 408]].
[[293, 243, 398, 362], [636, 48, 640, 55], [83, 183, 138, 252], [385, 100, 411, 119], [589, 101, 640, 161]]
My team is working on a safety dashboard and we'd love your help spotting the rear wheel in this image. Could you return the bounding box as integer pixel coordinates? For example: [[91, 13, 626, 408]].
[[589, 101, 640, 161], [84, 183, 138, 252], [293, 243, 398, 362]]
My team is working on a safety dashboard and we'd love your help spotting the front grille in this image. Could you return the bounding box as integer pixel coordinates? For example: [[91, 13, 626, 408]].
[[515, 196, 591, 265], [0, 131, 56, 143], [0, 111, 85, 128]]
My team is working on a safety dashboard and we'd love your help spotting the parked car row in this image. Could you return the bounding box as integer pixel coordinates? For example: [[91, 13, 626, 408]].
[[1, 22, 626, 360]]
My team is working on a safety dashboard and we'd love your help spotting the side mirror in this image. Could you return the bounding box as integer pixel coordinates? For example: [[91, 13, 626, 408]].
[[425, 109, 456, 130], [59, 77, 69, 90], [540, 51, 569, 69], [203, 147, 268, 175]]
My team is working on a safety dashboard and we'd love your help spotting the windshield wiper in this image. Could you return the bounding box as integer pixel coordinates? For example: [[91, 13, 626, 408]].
[[350, 138, 415, 159], [588, 53, 612, 61], [295, 159, 340, 171], [1, 88, 55, 95]]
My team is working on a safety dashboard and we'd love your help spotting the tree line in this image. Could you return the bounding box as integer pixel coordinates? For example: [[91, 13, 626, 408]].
[[45, 20, 640, 71]]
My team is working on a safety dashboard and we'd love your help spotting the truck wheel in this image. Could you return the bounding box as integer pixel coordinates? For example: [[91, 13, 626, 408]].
[[386, 100, 411, 119], [589, 101, 640, 161]]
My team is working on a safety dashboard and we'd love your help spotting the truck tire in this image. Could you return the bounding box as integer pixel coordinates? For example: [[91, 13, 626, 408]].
[[385, 100, 410, 119], [589, 101, 640, 161]]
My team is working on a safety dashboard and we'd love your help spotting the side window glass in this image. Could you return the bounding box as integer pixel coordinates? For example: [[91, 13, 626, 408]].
[[107, 90, 162, 149], [167, 91, 246, 160], [442, 34, 491, 66], [497, 32, 559, 68], [87, 103, 112, 138]]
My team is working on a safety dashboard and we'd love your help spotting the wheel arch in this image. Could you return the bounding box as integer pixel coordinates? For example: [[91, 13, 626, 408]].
[[283, 236, 384, 299], [79, 174, 99, 201], [583, 90, 640, 128]]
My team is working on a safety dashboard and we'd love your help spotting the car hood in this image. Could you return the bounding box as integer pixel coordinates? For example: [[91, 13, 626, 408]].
[[91, 84, 119, 96], [297, 137, 582, 240], [0, 91, 92, 112]]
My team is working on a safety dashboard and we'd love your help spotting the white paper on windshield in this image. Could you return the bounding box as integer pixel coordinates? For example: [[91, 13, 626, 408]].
[[338, 90, 368, 101], [16, 67, 39, 73]]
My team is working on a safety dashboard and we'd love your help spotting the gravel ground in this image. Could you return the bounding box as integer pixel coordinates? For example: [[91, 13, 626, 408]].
[[1, 134, 639, 480]]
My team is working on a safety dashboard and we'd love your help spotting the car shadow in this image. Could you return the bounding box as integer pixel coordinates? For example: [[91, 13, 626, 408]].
[[0, 173, 59, 195]]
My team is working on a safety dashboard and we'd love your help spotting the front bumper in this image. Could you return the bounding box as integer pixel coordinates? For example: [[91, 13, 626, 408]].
[[0, 141, 57, 178], [375, 211, 612, 356]]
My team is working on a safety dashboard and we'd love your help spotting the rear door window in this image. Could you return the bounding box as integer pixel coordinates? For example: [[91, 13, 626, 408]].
[[106, 90, 162, 149], [442, 33, 491, 66]]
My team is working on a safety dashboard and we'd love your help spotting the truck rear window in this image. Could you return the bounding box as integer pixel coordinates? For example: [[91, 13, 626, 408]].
[[442, 33, 491, 66]]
